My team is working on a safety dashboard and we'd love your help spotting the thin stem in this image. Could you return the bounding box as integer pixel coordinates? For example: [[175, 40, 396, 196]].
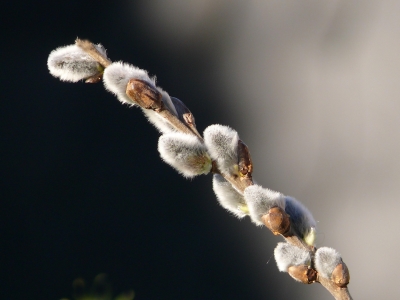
[[318, 276, 353, 300], [158, 109, 203, 138]]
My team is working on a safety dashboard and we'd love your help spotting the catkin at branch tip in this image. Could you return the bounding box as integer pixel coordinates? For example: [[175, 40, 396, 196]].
[[103, 61, 156, 106], [212, 174, 247, 218], [314, 247, 342, 279], [274, 242, 311, 272], [47, 44, 107, 82], [158, 132, 212, 178]]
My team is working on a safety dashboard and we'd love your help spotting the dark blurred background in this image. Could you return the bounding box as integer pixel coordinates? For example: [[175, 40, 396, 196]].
[[2, 1, 400, 299]]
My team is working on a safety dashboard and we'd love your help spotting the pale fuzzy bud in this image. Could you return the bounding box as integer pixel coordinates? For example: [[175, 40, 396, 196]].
[[212, 174, 248, 218], [274, 242, 311, 272], [243, 185, 286, 226], [48, 44, 107, 82], [103, 61, 155, 106], [203, 125, 239, 175], [158, 133, 212, 178], [284, 196, 317, 245], [314, 247, 342, 279]]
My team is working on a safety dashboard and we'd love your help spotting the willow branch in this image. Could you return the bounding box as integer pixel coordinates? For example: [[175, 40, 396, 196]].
[[67, 39, 352, 300]]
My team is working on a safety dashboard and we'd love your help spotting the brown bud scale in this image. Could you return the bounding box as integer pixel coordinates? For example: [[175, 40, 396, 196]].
[[237, 140, 253, 178], [288, 265, 317, 284], [331, 262, 350, 287], [85, 73, 103, 83], [261, 206, 290, 235], [126, 79, 163, 110]]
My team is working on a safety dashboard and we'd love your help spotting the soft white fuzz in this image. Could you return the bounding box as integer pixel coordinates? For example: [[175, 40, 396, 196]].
[[48, 44, 106, 82], [314, 247, 342, 279], [142, 109, 176, 133], [158, 87, 178, 117], [243, 185, 286, 226], [274, 242, 311, 272], [203, 124, 239, 175], [212, 174, 247, 218], [284, 196, 317, 245], [103, 61, 155, 105], [158, 133, 211, 178]]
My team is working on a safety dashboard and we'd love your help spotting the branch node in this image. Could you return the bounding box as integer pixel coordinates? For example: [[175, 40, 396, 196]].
[[288, 265, 317, 284]]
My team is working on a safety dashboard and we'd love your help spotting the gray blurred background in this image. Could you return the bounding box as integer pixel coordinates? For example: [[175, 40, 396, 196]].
[[2, 0, 400, 299], [137, 1, 400, 298]]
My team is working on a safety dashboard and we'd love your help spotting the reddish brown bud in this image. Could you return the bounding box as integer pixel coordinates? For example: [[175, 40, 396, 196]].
[[331, 262, 350, 287], [85, 73, 103, 83], [288, 265, 317, 284], [261, 206, 290, 235], [237, 140, 253, 178], [126, 79, 163, 110]]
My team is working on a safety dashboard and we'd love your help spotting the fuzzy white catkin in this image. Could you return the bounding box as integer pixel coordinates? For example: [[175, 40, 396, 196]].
[[158, 133, 212, 178], [284, 196, 317, 245], [243, 185, 286, 226], [274, 242, 311, 272], [142, 109, 176, 134], [212, 174, 247, 218], [48, 44, 107, 82], [314, 247, 342, 279], [203, 124, 239, 175], [103, 61, 156, 106]]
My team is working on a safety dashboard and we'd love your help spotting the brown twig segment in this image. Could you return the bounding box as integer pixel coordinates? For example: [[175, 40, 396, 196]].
[[318, 276, 353, 300], [158, 109, 203, 138], [75, 38, 112, 68]]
